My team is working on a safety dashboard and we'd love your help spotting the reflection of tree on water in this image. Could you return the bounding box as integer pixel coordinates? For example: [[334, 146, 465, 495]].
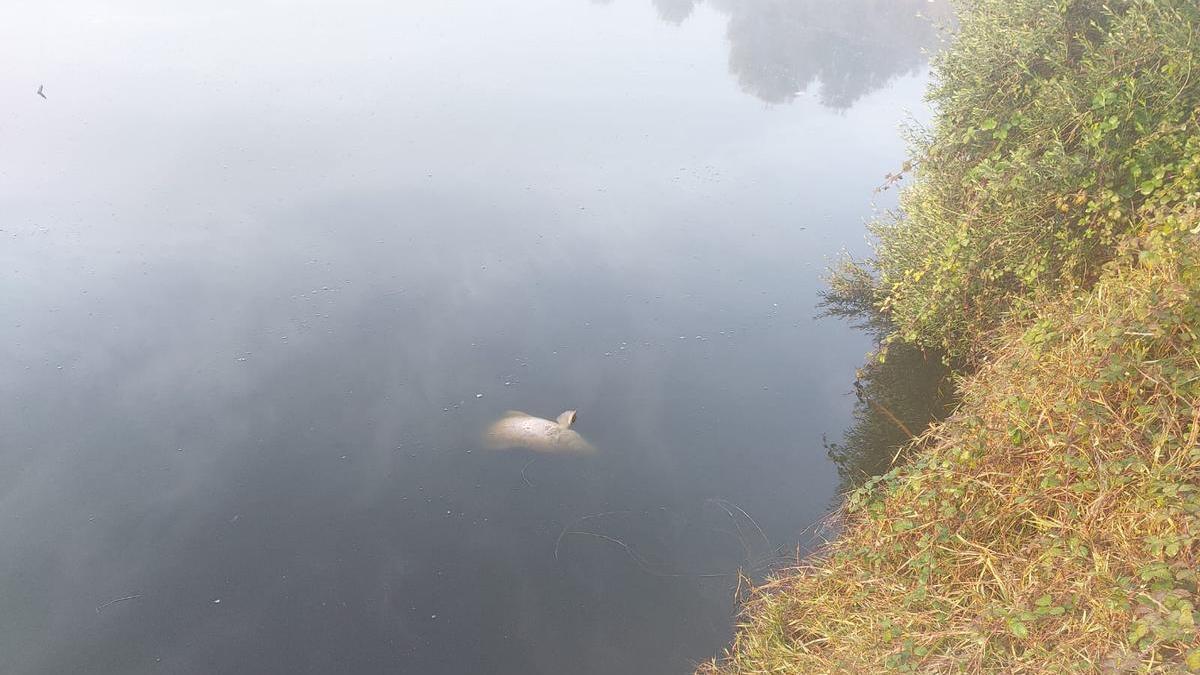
[[825, 343, 953, 494], [653, 0, 699, 25], [819, 259, 955, 494], [649, 0, 953, 108]]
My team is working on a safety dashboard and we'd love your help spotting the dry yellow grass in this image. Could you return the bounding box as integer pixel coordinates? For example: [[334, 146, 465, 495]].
[[702, 227, 1200, 673]]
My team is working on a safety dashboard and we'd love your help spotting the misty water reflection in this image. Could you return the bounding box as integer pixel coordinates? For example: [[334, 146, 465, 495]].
[[1, 1, 939, 673], [641, 0, 952, 107]]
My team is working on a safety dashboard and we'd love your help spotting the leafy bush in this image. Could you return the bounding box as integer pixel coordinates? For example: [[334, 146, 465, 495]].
[[862, 0, 1200, 362]]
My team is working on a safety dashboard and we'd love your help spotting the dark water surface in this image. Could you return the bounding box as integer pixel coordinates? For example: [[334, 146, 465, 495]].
[[1, 1, 946, 673]]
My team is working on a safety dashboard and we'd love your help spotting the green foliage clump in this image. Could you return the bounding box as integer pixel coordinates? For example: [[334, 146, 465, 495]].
[[864, 0, 1200, 362]]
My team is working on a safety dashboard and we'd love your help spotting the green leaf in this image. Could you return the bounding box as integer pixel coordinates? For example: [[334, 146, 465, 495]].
[[1035, 594, 1053, 607], [1008, 619, 1028, 639]]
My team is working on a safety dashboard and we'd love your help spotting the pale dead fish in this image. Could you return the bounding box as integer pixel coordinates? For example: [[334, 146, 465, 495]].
[[483, 409, 597, 455]]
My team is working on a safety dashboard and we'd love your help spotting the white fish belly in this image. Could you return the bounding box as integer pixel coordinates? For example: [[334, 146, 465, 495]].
[[483, 415, 596, 454], [484, 416, 563, 451]]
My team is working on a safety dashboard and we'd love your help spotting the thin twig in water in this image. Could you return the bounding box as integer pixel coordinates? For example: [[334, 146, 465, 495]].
[[556, 530, 733, 578], [854, 380, 916, 442], [554, 511, 634, 560], [708, 498, 770, 551], [708, 498, 812, 577], [96, 594, 143, 614], [554, 509, 752, 579], [709, 500, 752, 559], [521, 457, 538, 487]]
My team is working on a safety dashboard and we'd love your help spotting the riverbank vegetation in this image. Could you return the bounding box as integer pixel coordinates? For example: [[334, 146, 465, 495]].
[[703, 0, 1200, 671]]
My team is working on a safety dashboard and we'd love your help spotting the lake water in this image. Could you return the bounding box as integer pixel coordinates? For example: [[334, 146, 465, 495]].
[[0, 1, 946, 673]]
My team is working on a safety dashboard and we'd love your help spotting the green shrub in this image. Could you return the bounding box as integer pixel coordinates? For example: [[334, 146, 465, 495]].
[[860, 0, 1200, 362]]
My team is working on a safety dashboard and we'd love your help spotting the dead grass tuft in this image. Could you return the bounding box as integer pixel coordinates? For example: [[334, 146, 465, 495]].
[[702, 229, 1200, 673]]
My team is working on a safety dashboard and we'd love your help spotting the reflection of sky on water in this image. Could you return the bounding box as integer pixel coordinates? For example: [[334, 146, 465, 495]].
[[1, 1, 934, 672]]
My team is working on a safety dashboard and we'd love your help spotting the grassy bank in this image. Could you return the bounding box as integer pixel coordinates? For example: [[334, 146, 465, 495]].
[[703, 0, 1200, 671]]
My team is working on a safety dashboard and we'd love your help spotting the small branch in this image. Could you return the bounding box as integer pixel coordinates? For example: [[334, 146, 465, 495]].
[[96, 594, 143, 614], [521, 457, 538, 488], [556, 530, 732, 578]]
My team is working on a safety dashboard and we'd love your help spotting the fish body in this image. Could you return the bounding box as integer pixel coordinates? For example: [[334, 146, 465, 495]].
[[483, 409, 597, 455]]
